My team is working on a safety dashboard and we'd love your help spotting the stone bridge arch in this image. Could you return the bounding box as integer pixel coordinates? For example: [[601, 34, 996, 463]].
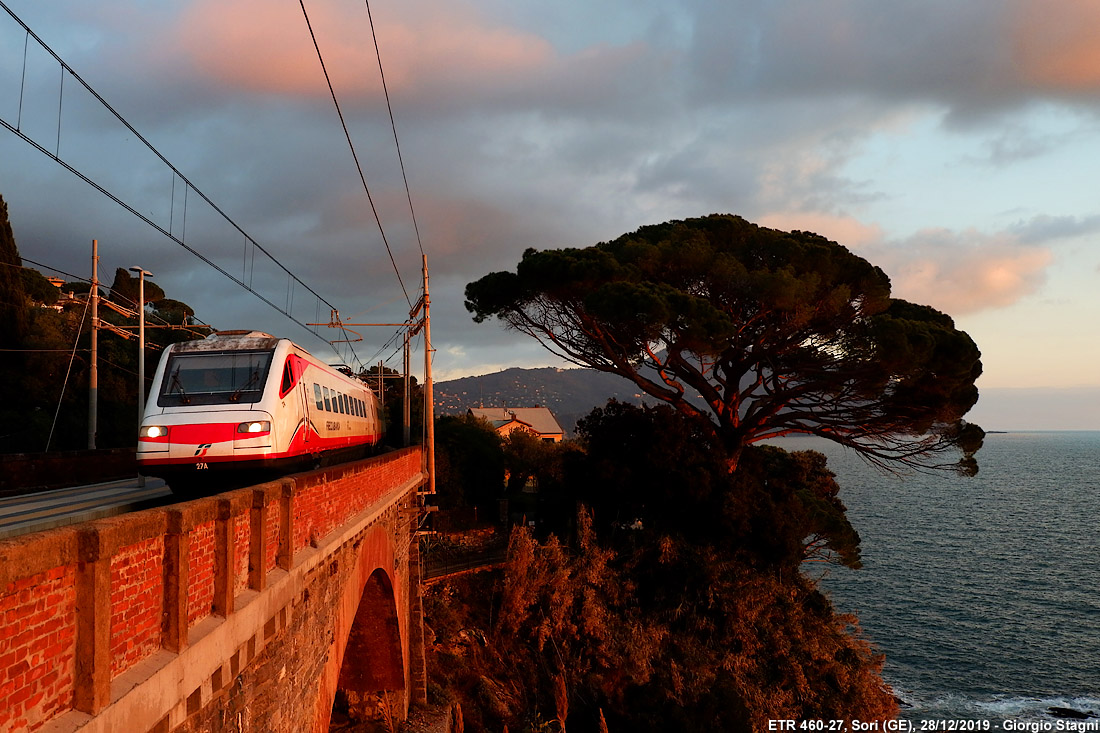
[[312, 531, 410, 732]]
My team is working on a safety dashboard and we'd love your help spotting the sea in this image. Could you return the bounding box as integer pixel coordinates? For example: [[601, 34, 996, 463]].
[[783, 431, 1100, 730]]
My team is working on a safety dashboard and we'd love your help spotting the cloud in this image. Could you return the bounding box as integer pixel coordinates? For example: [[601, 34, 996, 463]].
[[6, 0, 1100, 387], [1012, 0, 1100, 93], [1010, 213, 1100, 244], [743, 211, 1054, 316], [756, 212, 883, 248], [681, 0, 1100, 120], [869, 229, 1053, 314], [167, 0, 555, 104]]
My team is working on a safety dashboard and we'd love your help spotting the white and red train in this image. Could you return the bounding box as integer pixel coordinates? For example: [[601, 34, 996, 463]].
[[137, 331, 383, 485]]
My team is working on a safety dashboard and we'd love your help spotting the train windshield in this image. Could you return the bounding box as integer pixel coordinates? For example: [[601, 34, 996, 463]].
[[157, 349, 275, 406]]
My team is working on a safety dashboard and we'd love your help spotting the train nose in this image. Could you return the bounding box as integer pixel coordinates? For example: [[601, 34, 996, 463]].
[[167, 424, 237, 460]]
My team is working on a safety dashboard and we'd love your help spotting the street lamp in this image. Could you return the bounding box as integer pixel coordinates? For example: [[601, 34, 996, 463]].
[[129, 267, 153, 487]]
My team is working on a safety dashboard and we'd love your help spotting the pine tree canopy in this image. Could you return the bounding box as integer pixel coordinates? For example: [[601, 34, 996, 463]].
[[466, 214, 984, 474]]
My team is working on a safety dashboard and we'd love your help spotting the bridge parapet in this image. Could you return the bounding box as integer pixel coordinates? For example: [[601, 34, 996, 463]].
[[0, 448, 427, 733]]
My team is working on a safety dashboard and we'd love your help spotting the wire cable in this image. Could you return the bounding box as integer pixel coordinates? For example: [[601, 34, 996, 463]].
[[363, 0, 425, 257], [0, 1, 340, 345], [298, 0, 412, 308], [45, 292, 89, 452], [13, 257, 214, 332]]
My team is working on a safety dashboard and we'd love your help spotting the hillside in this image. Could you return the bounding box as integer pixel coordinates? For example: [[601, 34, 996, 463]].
[[434, 366, 649, 434]]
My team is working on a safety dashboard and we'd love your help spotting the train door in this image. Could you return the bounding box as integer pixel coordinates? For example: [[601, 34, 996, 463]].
[[298, 377, 311, 444], [279, 353, 311, 447]]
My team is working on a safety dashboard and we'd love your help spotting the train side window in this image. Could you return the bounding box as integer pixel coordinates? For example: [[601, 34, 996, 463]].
[[279, 360, 293, 397], [323, 386, 331, 411], [341, 394, 348, 414], [278, 355, 306, 399], [337, 393, 344, 414], [313, 384, 323, 410], [357, 398, 363, 417]]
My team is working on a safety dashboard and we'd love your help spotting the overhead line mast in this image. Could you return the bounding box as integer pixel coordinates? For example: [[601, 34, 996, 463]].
[[308, 256, 435, 496], [88, 239, 98, 449]]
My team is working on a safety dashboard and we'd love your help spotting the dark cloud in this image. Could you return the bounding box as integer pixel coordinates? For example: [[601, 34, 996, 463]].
[[681, 0, 1100, 121], [1010, 213, 1100, 244]]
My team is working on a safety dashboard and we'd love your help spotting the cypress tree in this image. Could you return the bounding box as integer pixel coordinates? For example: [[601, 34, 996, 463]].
[[0, 194, 28, 345]]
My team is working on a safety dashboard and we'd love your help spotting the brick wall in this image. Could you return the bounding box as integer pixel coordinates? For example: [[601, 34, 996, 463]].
[[264, 505, 280, 574], [186, 520, 215, 628], [109, 536, 164, 677], [0, 559, 76, 731], [0, 447, 426, 732], [233, 514, 250, 597], [176, 502, 412, 733]]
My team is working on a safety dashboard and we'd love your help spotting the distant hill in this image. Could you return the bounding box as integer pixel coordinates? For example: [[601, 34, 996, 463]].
[[434, 366, 650, 435]]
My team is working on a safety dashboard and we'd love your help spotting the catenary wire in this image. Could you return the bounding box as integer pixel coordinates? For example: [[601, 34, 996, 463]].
[[0, 2, 343, 345], [363, 0, 425, 257], [298, 0, 412, 308]]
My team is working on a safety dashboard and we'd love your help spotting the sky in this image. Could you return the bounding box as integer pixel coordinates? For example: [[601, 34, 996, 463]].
[[2, 0, 1100, 430]]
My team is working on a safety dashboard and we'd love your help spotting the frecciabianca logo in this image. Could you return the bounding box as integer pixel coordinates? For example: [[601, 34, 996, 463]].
[[194, 443, 213, 457]]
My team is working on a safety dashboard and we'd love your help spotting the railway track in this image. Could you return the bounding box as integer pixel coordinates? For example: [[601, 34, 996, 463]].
[[0, 478, 172, 539]]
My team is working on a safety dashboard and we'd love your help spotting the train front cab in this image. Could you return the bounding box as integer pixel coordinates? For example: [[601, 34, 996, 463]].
[[137, 336, 307, 480]]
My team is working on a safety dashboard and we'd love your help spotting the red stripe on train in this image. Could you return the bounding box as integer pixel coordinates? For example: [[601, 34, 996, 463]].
[[138, 423, 240, 445]]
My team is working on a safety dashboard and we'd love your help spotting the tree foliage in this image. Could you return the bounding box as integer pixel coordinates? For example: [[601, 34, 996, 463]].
[[427, 404, 896, 730], [434, 415, 506, 509], [572, 400, 863, 570], [0, 195, 206, 452], [447, 507, 894, 731], [0, 194, 28, 346], [466, 214, 984, 474], [108, 267, 165, 306], [20, 268, 60, 305]]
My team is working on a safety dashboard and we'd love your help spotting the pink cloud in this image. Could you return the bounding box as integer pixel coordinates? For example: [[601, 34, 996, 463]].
[[873, 229, 1053, 315], [756, 212, 884, 248], [169, 0, 555, 99], [759, 216, 1054, 316], [1013, 0, 1100, 92]]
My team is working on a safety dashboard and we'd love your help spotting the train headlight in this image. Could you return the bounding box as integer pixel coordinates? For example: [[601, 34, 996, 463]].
[[237, 420, 271, 434], [140, 425, 168, 439]]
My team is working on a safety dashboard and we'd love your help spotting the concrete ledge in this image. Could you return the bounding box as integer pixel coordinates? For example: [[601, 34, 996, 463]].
[[0, 525, 80, 588]]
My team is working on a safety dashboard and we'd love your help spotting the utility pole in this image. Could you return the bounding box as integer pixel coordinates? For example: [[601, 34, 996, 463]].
[[305, 273, 433, 486], [376, 361, 384, 411], [421, 255, 435, 496], [88, 239, 98, 450], [403, 330, 411, 447], [130, 267, 153, 487]]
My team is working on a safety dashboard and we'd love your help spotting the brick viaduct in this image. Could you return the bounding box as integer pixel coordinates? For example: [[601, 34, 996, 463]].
[[0, 447, 430, 733]]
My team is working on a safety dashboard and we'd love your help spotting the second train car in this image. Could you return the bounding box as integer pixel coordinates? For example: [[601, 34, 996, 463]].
[[137, 330, 383, 486]]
